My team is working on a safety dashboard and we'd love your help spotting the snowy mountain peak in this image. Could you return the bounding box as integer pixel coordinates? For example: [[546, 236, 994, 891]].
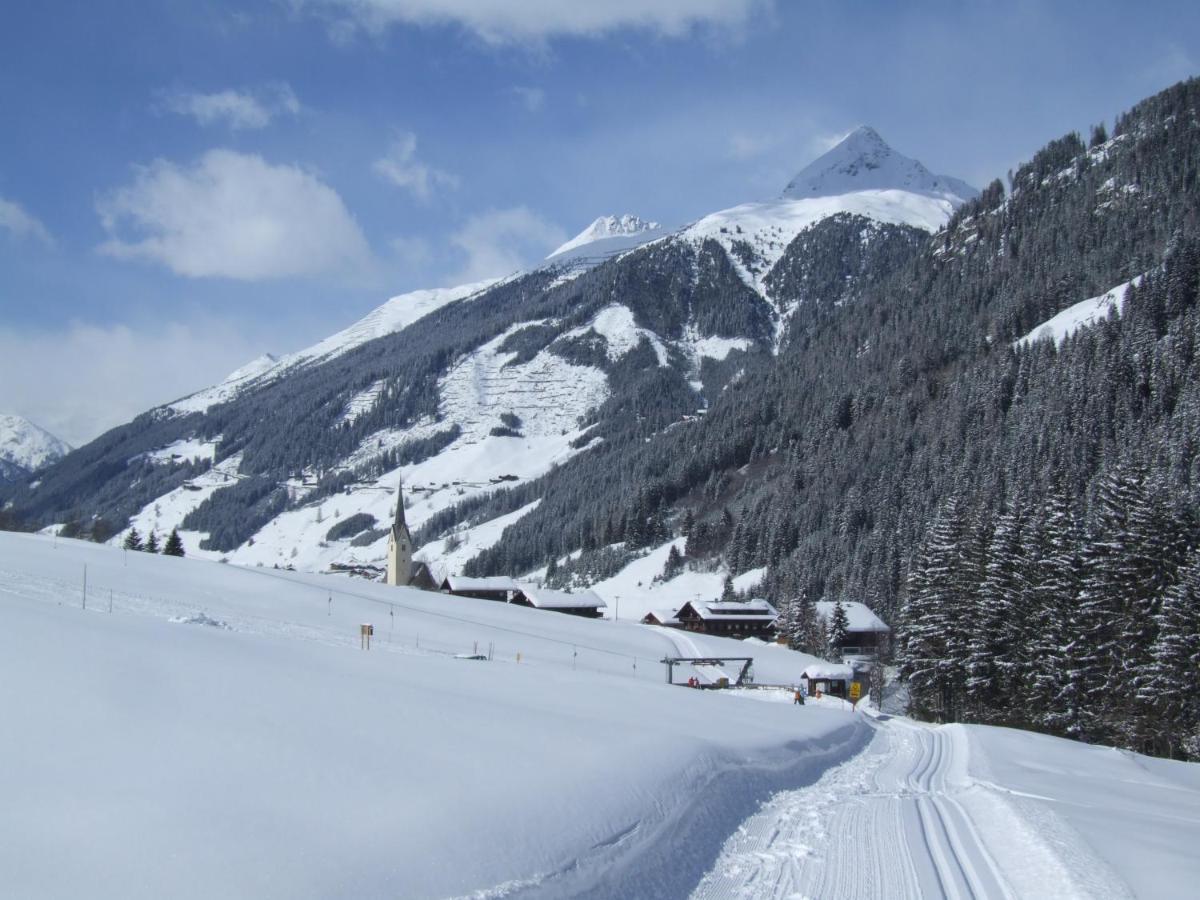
[[549, 214, 662, 258], [0, 414, 71, 476], [783, 126, 978, 204]]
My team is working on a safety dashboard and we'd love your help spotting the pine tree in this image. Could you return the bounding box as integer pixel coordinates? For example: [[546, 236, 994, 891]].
[[123, 527, 143, 551], [828, 599, 849, 654], [966, 503, 1023, 723], [1143, 552, 1200, 758], [721, 573, 736, 601], [1025, 490, 1082, 733], [144, 531, 160, 554], [900, 496, 972, 722], [662, 544, 684, 581], [163, 527, 185, 557]]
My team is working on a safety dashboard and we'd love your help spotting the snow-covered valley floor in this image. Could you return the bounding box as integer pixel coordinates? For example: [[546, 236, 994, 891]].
[[2, 532, 1197, 898]]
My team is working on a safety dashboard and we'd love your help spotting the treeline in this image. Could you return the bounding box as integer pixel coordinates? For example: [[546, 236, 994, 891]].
[[901, 466, 1199, 760]]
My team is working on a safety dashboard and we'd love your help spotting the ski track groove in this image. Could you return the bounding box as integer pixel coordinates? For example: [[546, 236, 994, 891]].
[[691, 718, 1030, 899]]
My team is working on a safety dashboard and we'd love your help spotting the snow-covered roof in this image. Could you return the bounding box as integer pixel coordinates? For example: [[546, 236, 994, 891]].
[[814, 601, 890, 634], [442, 575, 519, 593], [683, 599, 778, 621], [642, 609, 681, 625], [803, 662, 856, 681], [520, 587, 606, 610]]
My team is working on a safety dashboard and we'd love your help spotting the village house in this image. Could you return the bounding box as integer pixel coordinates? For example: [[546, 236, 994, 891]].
[[514, 586, 606, 619], [814, 601, 891, 659], [673, 599, 779, 640], [640, 609, 681, 627]]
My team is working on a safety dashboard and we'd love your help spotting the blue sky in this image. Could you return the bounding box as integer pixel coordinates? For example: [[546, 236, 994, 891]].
[[1, 0, 1197, 445]]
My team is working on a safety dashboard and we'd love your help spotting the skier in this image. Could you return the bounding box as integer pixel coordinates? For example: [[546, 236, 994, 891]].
[[793, 687, 805, 706]]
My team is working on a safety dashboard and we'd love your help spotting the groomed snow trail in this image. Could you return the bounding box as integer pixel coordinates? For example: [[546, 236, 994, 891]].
[[691, 716, 1066, 899]]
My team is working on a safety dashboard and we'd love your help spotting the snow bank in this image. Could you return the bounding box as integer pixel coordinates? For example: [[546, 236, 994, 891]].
[[958, 724, 1200, 899]]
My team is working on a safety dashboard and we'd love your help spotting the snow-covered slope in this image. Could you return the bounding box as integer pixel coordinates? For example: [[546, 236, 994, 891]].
[[0, 413, 70, 480], [1016, 277, 1140, 347], [0, 531, 859, 899], [170, 279, 498, 414]]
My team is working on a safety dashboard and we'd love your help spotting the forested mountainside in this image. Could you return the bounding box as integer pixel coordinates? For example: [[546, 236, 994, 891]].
[[4, 79, 1200, 757], [466, 79, 1200, 757]]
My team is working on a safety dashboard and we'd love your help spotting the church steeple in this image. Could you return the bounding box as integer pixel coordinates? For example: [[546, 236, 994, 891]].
[[393, 476, 408, 531], [386, 477, 412, 586]]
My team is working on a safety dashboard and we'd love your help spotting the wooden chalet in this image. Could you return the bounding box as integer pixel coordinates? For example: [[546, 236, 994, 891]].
[[814, 601, 891, 659], [674, 599, 778, 640], [514, 587, 606, 619]]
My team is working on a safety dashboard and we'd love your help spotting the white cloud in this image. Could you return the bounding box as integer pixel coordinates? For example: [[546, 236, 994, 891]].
[[448, 206, 565, 283], [299, 0, 768, 43], [727, 132, 776, 160], [97, 149, 373, 281], [372, 132, 459, 200], [389, 234, 434, 269], [0, 196, 53, 245], [510, 86, 545, 112], [0, 319, 268, 446], [160, 83, 301, 130]]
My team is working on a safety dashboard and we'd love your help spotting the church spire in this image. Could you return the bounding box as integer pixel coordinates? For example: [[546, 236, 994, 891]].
[[394, 477, 407, 531]]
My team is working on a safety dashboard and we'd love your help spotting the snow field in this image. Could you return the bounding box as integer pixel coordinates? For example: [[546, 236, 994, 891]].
[[1016, 277, 1141, 348], [0, 531, 862, 899]]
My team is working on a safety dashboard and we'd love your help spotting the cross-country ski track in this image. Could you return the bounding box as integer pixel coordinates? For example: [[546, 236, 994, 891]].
[[691, 713, 1139, 900]]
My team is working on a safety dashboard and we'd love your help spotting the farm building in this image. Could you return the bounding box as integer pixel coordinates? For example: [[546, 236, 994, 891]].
[[674, 599, 778, 640], [514, 587, 606, 619], [814, 601, 890, 659], [440, 575, 521, 603]]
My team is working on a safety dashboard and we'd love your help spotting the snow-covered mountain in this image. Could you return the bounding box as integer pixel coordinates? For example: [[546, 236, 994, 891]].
[[548, 214, 663, 258], [0, 414, 70, 483], [7, 126, 976, 579], [783, 125, 977, 203], [682, 127, 978, 295]]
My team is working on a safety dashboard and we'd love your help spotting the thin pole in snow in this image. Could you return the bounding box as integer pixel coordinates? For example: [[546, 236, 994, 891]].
[[82, 564, 87, 610], [327, 594, 331, 616], [108, 589, 113, 614]]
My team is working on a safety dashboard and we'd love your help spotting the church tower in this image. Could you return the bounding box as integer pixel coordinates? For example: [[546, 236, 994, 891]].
[[386, 479, 413, 586]]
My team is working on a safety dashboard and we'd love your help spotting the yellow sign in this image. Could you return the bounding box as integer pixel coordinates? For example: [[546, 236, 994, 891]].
[[848, 682, 862, 700]]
